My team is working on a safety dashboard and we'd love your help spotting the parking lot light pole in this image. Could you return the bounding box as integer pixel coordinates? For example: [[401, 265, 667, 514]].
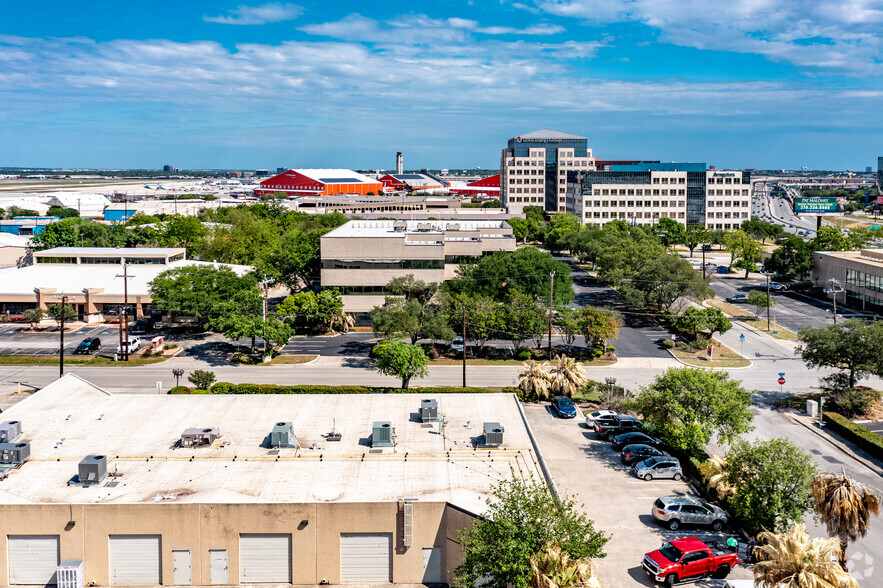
[[172, 368, 184, 389]]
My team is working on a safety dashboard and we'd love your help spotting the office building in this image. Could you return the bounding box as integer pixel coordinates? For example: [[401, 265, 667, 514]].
[[567, 163, 752, 229], [321, 219, 515, 313], [254, 169, 384, 198], [878, 156, 883, 189], [0, 375, 544, 587], [500, 129, 596, 214], [813, 248, 883, 312]]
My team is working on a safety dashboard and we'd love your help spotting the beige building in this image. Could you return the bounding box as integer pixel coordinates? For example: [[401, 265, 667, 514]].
[[0, 375, 545, 587], [0, 247, 250, 320], [813, 248, 883, 312], [320, 220, 516, 313]]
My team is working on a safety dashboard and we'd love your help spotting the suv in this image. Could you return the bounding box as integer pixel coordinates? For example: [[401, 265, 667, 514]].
[[129, 318, 154, 335], [643, 537, 739, 585], [652, 495, 729, 531], [611, 431, 664, 450], [595, 414, 642, 439], [74, 337, 101, 354], [116, 336, 142, 355], [550, 396, 577, 419], [621, 444, 669, 466], [634, 456, 683, 481]]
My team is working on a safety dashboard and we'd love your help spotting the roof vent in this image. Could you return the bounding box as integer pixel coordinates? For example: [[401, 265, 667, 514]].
[[269, 422, 297, 448], [482, 422, 504, 447], [0, 420, 22, 443], [180, 427, 220, 448], [0, 440, 30, 465], [77, 455, 107, 485], [420, 399, 438, 423], [372, 421, 395, 448]]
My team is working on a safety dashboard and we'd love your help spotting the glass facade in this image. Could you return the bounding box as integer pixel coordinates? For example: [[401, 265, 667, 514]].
[[686, 171, 707, 226], [322, 259, 444, 270]]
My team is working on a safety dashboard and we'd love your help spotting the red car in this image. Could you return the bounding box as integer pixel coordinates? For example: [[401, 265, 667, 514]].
[[642, 537, 740, 586]]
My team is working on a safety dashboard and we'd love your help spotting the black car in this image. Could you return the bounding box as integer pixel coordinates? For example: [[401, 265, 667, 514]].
[[620, 443, 670, 465], [611, 431, 664, 450], [596, 414, 643, 439], [129, 319, 154, 335], [74, 337, 101, 354], [550, 396, 577, 418]]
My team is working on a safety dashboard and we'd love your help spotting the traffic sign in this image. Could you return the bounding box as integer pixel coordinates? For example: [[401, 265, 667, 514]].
[[778, 377, 786, 385], [778, 372, 785, 377], [739, 333, 745, 339]]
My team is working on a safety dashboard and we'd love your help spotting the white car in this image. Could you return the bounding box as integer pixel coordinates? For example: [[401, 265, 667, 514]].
[[585, 409, 617, 429], [116, 336, 142, 355], [688, 259, 702, 266]]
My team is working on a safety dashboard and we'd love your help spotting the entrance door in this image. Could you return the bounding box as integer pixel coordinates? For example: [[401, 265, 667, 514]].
[[172, 550, 191, 586], [422, 547, 442, 583], [209, 550, 228, 585]]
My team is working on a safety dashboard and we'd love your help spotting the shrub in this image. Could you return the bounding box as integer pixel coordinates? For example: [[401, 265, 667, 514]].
[[606, 345, 615, 352], [164, 343, 179, 349], [204, 382, 527, 399], [169, 386, 191, 394], [188, 369, 216, 390], [662, 340, 675, 349], [823, 412, 883, 460], [516, 348, 531, 360]]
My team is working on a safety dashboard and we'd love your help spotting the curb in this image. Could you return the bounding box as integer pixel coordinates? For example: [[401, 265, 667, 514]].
[[783, 410, 883, 477]]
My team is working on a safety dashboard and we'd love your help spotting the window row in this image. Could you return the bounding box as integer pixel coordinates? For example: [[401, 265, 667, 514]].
[[707, 201, 750, 208], [585, 211, 685, 219], [707, 212, 749, 219], [323, 259, 444, 270], [846, 268, 883, 293], [708, 189, 750, 196], [589, 200, 686, 208], [651, 177, 687, 184], [593, 188, 687, 196]]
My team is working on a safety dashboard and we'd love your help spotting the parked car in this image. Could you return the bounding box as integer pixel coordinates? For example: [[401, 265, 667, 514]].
[[643, 537, 740, 585], [725, 294, 749, 303], [620, 444, 669, 466], [595, 414, 643, 439], [585, 409, 616, 429], [74, 337, 101, 354], [716, 265, 730, 274], [129, 318, 154, 335], [633, 456, 683, 481], [611, 431, 664, 450], [115, 336, 142, 355], [449, 336, 464, 352], [652, 495, 729, 531], [768, 282, 789, 291], [550, 396, 577, 419]]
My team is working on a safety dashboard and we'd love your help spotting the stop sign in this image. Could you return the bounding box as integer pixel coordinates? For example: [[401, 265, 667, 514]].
[[778, 377, 786, 385]]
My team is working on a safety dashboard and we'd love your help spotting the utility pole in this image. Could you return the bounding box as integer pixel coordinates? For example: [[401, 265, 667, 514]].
[[462, 305, 466, 388], [766, 274, 772, 331], [116, 263, 132, 360], [260, 276, 274, 354], [58, 295, 68, 377], [701, 244, 707, 280], [547, 272, 555, 358], [827, 278, 844, 325]]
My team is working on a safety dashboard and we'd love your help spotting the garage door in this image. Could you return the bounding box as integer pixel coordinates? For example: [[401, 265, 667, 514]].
[[239, 534, 291, 584], [8, 535, 59, 585], [340, 534, 391, 583], [109, 535, 162, 585]]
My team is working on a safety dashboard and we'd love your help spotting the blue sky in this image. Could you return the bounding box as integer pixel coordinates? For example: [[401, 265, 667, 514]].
[[1, 0, 882, 170]]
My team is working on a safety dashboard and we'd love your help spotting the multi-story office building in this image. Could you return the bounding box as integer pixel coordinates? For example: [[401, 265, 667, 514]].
[[566, 162, 752, 229], [320, 219, 516, 313], [813, 248, 883, 312], [878, 156, 882, 189], [500, 129, 595, 214]]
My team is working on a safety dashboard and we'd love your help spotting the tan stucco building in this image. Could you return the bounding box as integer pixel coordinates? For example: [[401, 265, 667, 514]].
[[320, 220, 516, 313], [813, 248, 883, 312], [0, 376, 546, 587]]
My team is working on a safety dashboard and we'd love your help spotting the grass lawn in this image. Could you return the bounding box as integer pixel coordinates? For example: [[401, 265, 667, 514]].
[[705, 299, 754, 319], [0, 353, 172, 366], [669, 344, 750, 368], [429, 356, 618, 367], [821, 216, 870, 229], [264, 355, 318, 365], [742, 319, 799, 340]]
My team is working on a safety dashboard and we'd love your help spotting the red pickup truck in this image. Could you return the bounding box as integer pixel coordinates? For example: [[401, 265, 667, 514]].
[[642, 537, 740, 585]]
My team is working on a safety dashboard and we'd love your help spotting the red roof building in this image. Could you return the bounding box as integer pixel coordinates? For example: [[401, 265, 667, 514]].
[[450, 174, 500, 197], [254, 169, 383, 197]]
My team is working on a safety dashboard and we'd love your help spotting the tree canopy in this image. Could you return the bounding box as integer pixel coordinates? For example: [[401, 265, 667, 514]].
[[797, 318, 883, 388], [149, 265, 261, 327], [373, 339, 429, 389]]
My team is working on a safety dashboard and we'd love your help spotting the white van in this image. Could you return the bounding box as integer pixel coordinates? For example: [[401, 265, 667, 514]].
[[115, 336, 142, 355]]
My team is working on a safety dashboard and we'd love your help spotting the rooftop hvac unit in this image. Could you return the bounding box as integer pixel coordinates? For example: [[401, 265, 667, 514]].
[[269, 422, 297, 448], [180, 427, 220, 447], [420, 399, 438, 423], [447, 223, 460, 231], [372, 421, 394, 447], [0, 420, 22, 443], [482, 422, 504, 447], [57, 561, 84, 588], [393, 221, 407, 232], [0, 441, 30, 465], [416, 222, 431, 232], [78, 455, 107, 485]]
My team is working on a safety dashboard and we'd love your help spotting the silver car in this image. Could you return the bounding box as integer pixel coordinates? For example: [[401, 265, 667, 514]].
[[633, 456, 682, 481], [652, 495, 729, 531]]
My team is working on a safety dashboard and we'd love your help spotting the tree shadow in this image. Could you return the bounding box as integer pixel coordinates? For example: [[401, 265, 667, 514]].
[[184, 341, 238, 367], [341, 356, 376, 369]]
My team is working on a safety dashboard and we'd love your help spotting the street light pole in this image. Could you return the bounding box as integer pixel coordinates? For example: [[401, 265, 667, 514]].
[[57, 295, 68, 378], [547, 272, 555, 358]]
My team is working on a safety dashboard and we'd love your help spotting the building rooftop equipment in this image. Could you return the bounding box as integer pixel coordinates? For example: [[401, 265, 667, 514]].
[[420, 399, 439, 423], [372, 421, 395, 448], [180, 428, 220, 447], [0, 375, 540, 514], [0, 441, 30, 466], [481, 422, 504, 448], [514, 129, 588, 141], [77, 455, 107, 485], [0, 420, 22, 443], [268, 422, 297, 448]]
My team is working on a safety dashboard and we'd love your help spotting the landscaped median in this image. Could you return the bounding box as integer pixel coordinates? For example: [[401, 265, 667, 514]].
[[0, 351, 177, 366], [667, 342, 750, 368], [170, 382, 525, 396], [822, 412, 883, 461]]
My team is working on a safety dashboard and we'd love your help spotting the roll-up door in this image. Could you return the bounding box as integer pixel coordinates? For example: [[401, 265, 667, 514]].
[[239, 534, 291, 584], [340, 534, 392, 582], [109, 535, 162, 585], [8, 535, 59, 585]]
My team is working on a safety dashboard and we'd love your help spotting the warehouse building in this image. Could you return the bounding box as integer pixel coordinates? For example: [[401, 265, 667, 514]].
[[254, 169, 384, 198], [378, 173, 445, 193], [0, 247, 250, 320], [321, 219, 516, 313], [0, 375, 544, 587]]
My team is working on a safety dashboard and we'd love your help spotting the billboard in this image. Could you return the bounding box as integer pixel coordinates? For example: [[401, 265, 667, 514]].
[[794, 197, 838, 213]]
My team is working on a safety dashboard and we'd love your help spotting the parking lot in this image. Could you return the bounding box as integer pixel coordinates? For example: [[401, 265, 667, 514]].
[[0, 323, 122, 355], [523, 403, 754, 586]]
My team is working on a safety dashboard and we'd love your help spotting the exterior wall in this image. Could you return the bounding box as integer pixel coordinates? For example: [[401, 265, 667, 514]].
[[501, 144, 594, 214], [704, 171, 752, 230], [0, 246, 28, 268], [0, 502, 471, 587], [812, 250, 883, 311]]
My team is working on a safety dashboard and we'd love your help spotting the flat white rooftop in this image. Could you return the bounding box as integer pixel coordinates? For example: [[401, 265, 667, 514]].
[[0, 376, 541, 513], [324, 219, 511, 239], [35, 247, 186, 257]]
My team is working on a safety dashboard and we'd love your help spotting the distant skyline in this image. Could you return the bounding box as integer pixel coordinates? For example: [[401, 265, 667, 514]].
[[1, 1, 881, 170]]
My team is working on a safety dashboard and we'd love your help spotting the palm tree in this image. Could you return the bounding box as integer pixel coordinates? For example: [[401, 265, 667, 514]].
[[518, 360, 552, 399], [548, 355, 589, 397], [811, 470, 880, 571], [754, 523, 858, 588], [529, 541, 601, 588], [700, 454, 736, 501]]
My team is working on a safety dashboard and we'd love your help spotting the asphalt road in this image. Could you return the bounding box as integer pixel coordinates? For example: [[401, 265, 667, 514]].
[[754, 184, 818, 235]]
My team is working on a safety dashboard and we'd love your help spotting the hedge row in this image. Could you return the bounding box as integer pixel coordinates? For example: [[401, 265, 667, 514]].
[[184, 382, 526, 398], [823, 412, 883, 461]]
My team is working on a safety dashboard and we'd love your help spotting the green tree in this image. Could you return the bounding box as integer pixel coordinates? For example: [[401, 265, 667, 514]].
[[445, 292, 504, 354], [813, 225, 850, 251], [847, 226, 874, 249], [447, 247, 573, 304], [149, 265, 261, 328], [655, 217, 686, 247], [373, 339, 429, 389], [796, 318, 883, 388], [747, 289, 776, 327], [577, 307, 620, 349], [742, 217, 785, 244], [619, 254, 713, 311], [632, 367, 754, 454], [263, 228, 327, 288], [544, 213, 581, 254], [453, 476, 608, 588], [672, 307, 732, 340], [765, 235, 814, 280], [508, 217, 531, 244], [554, 307, 581, 354], [23, 308, 45, 329], [371, 298, 454, 344], [188, 369, 216, 390], [161, 215, 208, 250], [724, 438, 818, 534], [46, 303, 77, 327], [725, 230, 763, 278], [276, 289, 344, 334], [46, 205, 79, 218], [684, 225, 709, 257], [506, 291, 548, 349]]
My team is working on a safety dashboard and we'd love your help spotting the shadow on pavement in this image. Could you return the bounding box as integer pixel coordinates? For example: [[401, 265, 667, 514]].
[[185, 342, 238, 367]]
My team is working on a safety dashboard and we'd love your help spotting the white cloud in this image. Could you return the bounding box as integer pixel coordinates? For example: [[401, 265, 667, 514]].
[[478, 23, 565, 35], [204, 3, 302, 25]]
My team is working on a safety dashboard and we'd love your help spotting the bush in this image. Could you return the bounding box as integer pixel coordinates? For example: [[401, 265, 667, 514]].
[[188, 369, 216, 390], [169, 386, 191, 394], [164, 343, 178, 350], [606, 345, 616, 352], [823, 412, 883, 460], [204, 382, 526, 398], [662, 340, 675, 349], [516, 348, 531, 360]]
